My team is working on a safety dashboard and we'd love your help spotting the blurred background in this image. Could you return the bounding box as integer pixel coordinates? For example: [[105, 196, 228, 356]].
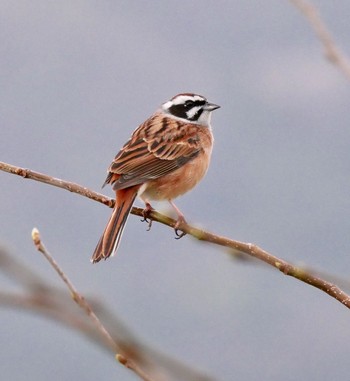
[[1, 1, 350, 380]]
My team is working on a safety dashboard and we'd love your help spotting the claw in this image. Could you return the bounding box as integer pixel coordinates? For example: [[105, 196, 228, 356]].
[[146, 219, 153, 231], [174, 228, 186, 240], [140, 215, 149, 223], [174, 216, 187, 240]]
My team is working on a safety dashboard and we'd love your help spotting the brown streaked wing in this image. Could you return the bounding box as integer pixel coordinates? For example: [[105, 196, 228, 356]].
[[107, 115, 202, 190]]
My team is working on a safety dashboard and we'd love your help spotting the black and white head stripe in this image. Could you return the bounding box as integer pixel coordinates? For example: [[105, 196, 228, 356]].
[[162, 93, 219, 124]]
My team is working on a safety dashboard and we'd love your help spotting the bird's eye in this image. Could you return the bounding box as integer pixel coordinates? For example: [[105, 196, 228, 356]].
[[184, 100, 194, 109]]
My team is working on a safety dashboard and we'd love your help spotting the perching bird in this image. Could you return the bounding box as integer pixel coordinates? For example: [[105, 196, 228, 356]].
[[92, 93, 220, 263]]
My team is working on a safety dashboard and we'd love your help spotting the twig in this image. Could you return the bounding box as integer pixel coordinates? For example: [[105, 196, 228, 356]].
[[2, 160, 350, 309], [0, 161, 114, 208], [31, 228, 154, 381], [0, 247, 214, 381], [133, 208, 350, 308], [290, 0, 350, 80]]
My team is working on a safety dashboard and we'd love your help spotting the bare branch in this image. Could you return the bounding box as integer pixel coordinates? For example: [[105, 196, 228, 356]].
[[30, 228, 154, 381], [0, 161, 114, 208], [290, 0, 350, 80], [0, 246, 214, 381], [1, 160, 350, 309]]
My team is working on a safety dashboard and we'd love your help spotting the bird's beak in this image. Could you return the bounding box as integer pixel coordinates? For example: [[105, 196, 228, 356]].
[[204, 102, 220, 111]]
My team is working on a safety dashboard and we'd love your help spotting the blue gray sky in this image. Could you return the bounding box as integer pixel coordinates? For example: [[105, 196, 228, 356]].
[[1, 1, 350, 380]]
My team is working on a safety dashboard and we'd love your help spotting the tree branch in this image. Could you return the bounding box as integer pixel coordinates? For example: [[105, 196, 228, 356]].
[[0, 247, 214, 381], [290, 0, 350, 80], [30, 228, 154, 381], [1, 160, 350, 309]]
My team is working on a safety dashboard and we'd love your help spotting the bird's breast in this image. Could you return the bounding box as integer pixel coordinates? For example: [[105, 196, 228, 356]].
[[140, 128, 213, 201]]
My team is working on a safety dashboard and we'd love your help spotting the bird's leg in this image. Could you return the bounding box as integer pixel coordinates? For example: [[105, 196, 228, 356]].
[[141, 201, 154, 231], [169, 200, 187, 239]]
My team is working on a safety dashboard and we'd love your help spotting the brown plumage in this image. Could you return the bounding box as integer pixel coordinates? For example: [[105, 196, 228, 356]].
[[92, 93, 220, 263]]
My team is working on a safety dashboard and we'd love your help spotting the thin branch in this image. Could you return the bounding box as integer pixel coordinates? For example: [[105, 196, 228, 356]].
[[0, 245, 51, 292], [290, 0, 350, 80], [0, 247, 214, 381], [31, 228, 154, 381], [1, 160, 350, 309], [30, 229, 116, 349], [0, 161, 114, 208], [0, 291, 107, 348]]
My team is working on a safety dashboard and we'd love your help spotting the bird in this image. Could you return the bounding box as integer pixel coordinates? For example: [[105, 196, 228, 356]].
[[91, 93, 220, 263]]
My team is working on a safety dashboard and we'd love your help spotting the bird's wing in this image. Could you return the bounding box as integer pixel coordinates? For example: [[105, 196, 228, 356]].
[[104, 115, 203, 189]]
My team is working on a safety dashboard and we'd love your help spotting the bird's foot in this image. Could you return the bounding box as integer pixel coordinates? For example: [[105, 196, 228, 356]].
[[174, 216, 187, 239], [141, 202, 154, 231]]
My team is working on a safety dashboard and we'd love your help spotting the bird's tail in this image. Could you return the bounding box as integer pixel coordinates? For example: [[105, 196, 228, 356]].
[[91, 188, 138, 263]]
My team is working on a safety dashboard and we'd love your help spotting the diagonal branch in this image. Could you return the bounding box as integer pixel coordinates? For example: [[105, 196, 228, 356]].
[[31, 228, 154, 381], [0, 246, 215, 381], [290, 0, 350, 80], [0, 161, 114, 208], [1, 160, 350, 309]]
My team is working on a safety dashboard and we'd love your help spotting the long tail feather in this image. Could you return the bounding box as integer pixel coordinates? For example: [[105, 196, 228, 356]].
[[91, 187, 138, 263]]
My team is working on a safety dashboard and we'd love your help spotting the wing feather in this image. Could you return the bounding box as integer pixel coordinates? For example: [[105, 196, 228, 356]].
[[105, 114, 203, 190]]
